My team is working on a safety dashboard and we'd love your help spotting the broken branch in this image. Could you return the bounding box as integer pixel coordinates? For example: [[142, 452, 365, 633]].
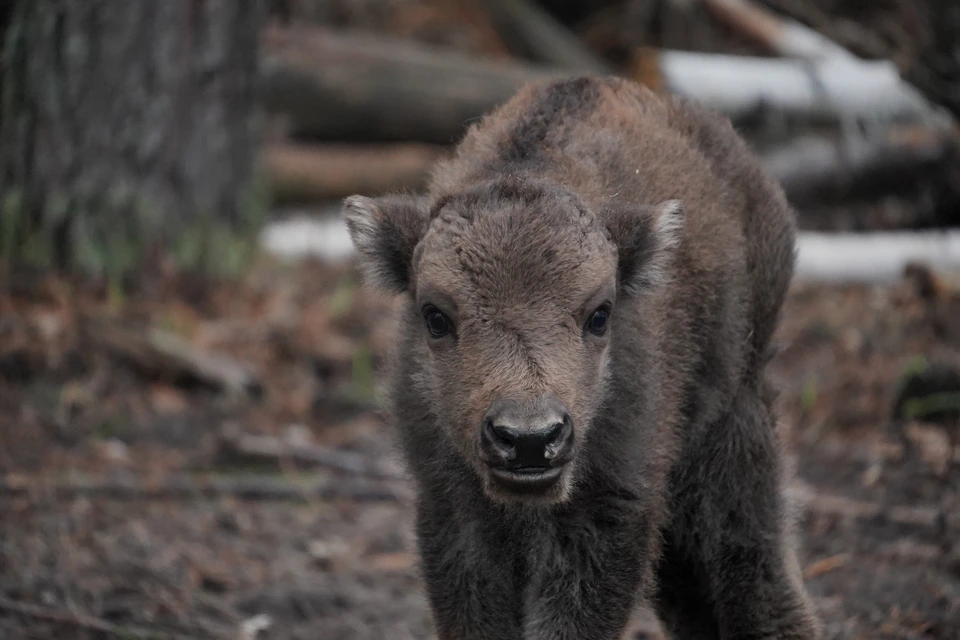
[[701, 0, 855, 61], [484, 0, 611, 74], [83, 316, 261, 396], [218, 426, 404, 481]]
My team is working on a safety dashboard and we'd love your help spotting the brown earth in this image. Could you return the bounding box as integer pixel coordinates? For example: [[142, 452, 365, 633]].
[[1, 251, 959, 639]]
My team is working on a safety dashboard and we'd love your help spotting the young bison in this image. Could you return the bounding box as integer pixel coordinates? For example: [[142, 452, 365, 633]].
[[343, 76, 821, 640]]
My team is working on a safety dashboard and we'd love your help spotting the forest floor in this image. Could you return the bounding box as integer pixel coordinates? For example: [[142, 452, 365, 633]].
[[2, 247, 960, 640]]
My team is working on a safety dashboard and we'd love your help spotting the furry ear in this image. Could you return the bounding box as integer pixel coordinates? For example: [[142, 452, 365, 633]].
[[605, 199, 685, 296], [342, 194, 430, 293]]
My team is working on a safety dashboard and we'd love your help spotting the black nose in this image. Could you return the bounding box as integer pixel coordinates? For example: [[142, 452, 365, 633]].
[[480, 397, 574, 471]]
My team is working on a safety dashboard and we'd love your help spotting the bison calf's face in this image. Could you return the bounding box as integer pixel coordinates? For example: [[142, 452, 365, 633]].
[[343, 182, 683, 505], [480, 395, 575, 495]]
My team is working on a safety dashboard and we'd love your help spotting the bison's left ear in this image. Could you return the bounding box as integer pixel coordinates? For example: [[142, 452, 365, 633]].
[[604, 199, 685, 296], [342, 194, 430, 293]]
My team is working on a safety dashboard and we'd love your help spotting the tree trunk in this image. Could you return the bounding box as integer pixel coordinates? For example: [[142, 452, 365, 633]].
[[0, 0, 265, 280]]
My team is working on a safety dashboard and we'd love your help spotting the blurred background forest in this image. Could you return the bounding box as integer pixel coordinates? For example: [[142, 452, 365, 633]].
[[1, 1, 960, 638]]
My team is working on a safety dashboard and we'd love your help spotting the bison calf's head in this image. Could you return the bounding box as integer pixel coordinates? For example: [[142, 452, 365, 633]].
[[343, 181, 684, 505]]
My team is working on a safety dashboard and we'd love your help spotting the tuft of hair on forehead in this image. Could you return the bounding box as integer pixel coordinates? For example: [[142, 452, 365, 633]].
[[430, 177, 594, 230], [416, 179, 617, 306]]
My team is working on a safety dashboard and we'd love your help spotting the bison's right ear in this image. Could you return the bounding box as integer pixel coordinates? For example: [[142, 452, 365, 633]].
[[604, 199, 685, 296], [342, 194, 430, 293]]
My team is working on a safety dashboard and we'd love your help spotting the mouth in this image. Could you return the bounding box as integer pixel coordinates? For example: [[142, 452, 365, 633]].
[[488, 465, 564, 494]]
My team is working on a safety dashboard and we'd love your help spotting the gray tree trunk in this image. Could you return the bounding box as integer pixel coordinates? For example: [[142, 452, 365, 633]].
[[0, 0, 265, 279]]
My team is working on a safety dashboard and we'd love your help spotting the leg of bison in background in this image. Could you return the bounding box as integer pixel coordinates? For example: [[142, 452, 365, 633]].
[[656, 383, 821, 640]]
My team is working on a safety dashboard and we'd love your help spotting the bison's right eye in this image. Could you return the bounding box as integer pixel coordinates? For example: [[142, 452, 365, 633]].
[[424, 306, 452, 338], [586, 306, 610, 336]]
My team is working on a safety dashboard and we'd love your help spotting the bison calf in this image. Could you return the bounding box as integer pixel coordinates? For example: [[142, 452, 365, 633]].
[[343, 76, 821, 640]]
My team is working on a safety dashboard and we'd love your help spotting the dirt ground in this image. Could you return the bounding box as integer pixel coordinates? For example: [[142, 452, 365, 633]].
[[1, 248, 960, 639]]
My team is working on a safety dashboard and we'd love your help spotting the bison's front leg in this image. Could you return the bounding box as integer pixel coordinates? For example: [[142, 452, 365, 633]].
[[415, 496, 527, 640], [655, 386, 822, 640], [522, 499, 657, 640]]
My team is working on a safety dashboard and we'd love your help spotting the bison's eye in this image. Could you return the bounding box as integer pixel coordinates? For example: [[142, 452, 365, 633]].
[[424, 306, 452, 338], [586, 307, 610, 336]]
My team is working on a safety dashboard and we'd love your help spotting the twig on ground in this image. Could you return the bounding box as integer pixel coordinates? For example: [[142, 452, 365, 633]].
[[788, 481, 956, 530], [1, 472, 413, 504], [83, 316, 262, 396], [218, 425, 404, 481], [803, 553, 850, 578], [0, 595, 169, 639]]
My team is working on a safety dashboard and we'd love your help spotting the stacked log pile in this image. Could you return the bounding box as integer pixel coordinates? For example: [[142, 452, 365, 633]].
[[259, 0, 960, 276]]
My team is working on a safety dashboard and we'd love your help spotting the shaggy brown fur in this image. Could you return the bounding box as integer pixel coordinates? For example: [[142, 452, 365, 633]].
[[343, 76, 821, 639]]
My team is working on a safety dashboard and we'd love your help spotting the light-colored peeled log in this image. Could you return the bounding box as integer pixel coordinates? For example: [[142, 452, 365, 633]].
[[630, 48, 938, 125]]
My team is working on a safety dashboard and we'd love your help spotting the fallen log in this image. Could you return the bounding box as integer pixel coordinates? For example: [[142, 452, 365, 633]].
[[264, 143, 447, 205], [762, 125, 959, 206], [83, 317, 262, 396], [259, 208, 353, 263], [700, 0, 956, 133], [629, 48, 940, 125], [484, 0, 611, 73], [260, 26, 563, 144], [795, 230, 960, 283], [262, 26, 944, 144], [262, 125, 954, 208]]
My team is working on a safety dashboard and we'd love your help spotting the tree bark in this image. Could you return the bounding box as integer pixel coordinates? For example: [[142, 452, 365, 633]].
[[0, 0, 266, 279]]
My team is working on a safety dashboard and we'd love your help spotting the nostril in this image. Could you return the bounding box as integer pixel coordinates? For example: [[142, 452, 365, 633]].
[[543, 419, 574, 462], [491, 424, 516, 448], [483, 420, 516, 457], [544, 422, 565, 446]]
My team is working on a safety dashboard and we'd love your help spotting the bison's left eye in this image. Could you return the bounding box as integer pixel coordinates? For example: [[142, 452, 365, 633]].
[[424, 306, 452, 338], [586, 307, 610, 336]]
